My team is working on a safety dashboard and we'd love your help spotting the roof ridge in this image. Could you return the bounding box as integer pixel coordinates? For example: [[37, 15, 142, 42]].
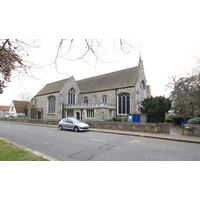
[[45, 77, 70, 85], [77, 65, 139, 82]]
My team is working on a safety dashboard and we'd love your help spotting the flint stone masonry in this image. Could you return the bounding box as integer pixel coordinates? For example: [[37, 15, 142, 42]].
[[0, 117, 60, 125], [84, 121, 170, 133], [0, 118, 170, 133], [29, 56, 151, 122], [182, 124, 200, 136]]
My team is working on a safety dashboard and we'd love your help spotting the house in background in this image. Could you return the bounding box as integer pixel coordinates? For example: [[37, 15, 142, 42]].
[[9, 100, 30, 117], [0, 106, 10, 118], [29, 56, 151, 121]]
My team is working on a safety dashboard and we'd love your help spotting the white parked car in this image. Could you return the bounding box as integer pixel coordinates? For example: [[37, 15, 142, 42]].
[[58, 118, 89, 132]]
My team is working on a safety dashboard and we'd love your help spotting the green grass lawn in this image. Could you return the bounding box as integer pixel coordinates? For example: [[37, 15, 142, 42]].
[[0, 139, 48, 161]]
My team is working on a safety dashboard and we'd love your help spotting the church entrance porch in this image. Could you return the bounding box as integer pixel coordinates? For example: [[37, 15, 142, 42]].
[[76, 112, 80, 120]]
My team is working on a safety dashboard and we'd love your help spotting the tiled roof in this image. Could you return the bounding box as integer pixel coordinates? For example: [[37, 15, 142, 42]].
[[0, 106, 10, 111], [77, 66, 139, 93], [13, 101, 30, 113], [34, 66, 140, 96], [35, 78, 70, 96]]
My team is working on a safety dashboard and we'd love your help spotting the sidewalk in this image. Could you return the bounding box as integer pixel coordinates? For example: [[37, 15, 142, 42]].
[[89, 125, 200, 144], [1, 121, 200, 144]]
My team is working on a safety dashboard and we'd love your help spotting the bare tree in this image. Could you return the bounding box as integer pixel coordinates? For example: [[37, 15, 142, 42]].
[[1, 39, 140, 93], [17, 91, 33, 102], [54, 39, 140, 71]]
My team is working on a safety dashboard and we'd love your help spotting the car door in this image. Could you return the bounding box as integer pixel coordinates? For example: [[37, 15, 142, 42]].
[[67, 119, 74, 130], [62, 119, 68, 129]]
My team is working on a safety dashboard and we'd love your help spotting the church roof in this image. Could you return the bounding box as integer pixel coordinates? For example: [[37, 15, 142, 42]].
[[78, 66, 139, 93], [35, 66, 140, 96], [35, 78, 70, 96]]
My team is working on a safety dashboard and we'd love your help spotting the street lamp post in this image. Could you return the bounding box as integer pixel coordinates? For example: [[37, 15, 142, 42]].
[[189, 102, 194, 117]]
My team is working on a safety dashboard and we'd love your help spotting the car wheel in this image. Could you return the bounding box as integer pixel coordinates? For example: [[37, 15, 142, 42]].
[[74, 126, 79, 132], [59, 125, 63, 130]]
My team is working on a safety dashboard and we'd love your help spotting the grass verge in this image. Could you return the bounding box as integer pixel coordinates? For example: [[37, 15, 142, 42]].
[[0, 139, 48, 161]]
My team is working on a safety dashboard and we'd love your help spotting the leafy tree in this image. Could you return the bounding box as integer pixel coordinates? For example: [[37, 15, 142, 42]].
[[23, 105, 28, 117], [0, 39, 39, 93], [141, 96, 172, 123], [167, 66, 200, 122]]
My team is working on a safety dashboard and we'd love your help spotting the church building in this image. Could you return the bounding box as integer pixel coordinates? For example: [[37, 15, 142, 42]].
[[29, 56, 151, 121]]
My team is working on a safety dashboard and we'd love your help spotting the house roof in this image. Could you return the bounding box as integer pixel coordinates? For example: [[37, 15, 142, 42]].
[[77, 66, 140, 93], [13, 101, 30, 113], [0, 106, 10, 111], [35, 78, 70, 96], [34, 66, 140, 96]]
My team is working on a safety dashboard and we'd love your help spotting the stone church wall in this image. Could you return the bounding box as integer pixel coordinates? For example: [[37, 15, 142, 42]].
[[30, 92, 60, 120]]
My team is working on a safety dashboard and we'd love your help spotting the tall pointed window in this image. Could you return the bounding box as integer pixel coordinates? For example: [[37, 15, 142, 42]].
[[68, 88, 76, 104], [48, 96, 56, 113], [118, 93, 130, 114], [140, 80, 146, 101]]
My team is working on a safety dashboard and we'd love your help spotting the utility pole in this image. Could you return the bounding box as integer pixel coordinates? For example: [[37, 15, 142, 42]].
[[189, 102, 194, 117]]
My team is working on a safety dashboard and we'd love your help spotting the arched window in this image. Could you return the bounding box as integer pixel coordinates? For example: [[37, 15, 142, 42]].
[[118, 93, 130, 114], [102, 95, 107, 103], [48, 96, 56, 113], [140, 80, 146, 101], [83, 97, 88, 104], [68, 88, 76, 104]]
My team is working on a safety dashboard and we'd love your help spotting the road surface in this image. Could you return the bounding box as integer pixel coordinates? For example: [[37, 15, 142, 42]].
[[0, 121, 200, 161]]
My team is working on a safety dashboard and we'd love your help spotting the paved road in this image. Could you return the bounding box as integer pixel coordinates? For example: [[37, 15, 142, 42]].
[[0, 121, 200, 161]]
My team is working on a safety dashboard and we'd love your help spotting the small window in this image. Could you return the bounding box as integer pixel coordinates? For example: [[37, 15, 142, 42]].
[[67, 110, 74, 117], [92, 97, 95, 103], [109, 110, 113, 118], [87, 109, 94, 118], [102, 95, 107, 103], [83, 97, 88, 104]]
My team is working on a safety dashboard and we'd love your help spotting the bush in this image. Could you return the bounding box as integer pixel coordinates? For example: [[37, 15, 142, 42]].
[[105, 119, 113, 122], [165, 115, 174, 123], [112, 116, 122, 122], [194, 110, 200, 117], [188, 117, 200, 124]]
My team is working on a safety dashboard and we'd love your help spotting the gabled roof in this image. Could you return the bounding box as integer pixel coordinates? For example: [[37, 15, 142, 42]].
[[12, 100, 30, 113], [0, 106, 10, 111], [35, 78, 70, 96], [34, 65, 140, 96], [77, 66, 140, 93]]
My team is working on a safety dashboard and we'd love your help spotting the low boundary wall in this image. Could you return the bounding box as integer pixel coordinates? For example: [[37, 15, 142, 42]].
[[182, 124, 200, 136], [0, 118, 59, 126], [85, 121, 170, 133], [0, 118, 170, 133]]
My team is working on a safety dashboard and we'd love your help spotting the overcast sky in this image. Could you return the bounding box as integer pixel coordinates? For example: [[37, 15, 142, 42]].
[[1, 1, 200, 196], [1, 0, 200, 106]]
